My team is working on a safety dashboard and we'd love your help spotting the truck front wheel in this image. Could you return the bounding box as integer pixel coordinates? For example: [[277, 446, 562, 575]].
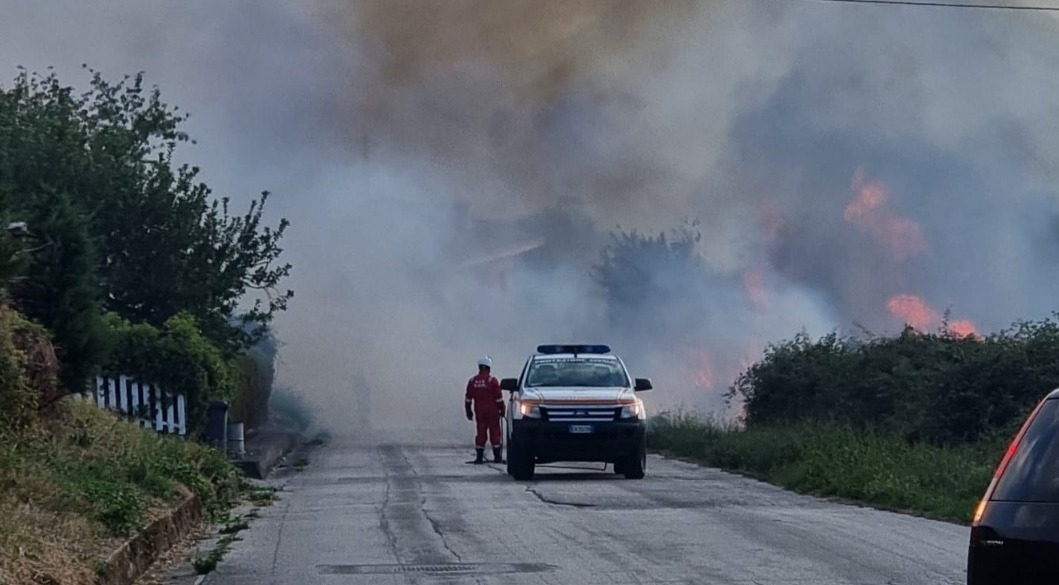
[[510, 444, 535, 481], [621, 444, 646, 480], [505, 443, 516, 476]]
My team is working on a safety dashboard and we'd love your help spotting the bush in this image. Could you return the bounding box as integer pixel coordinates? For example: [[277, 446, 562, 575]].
[[0, 306, 58, 431], [268, 387, 314, 432], [230, 331, 277, 430], [102, 311, 237, 431], [727, 317, 1059, 445]]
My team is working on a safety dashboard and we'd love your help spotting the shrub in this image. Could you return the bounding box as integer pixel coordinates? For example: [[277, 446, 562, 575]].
[[269, 387, 314, 432], [727, 317, 1059, 445], [102, 311, 236, 431], [0, 306, 58, 431]]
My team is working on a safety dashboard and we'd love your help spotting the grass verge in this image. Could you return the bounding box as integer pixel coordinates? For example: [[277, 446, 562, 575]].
[[192, 513, 251, 575], [0, 400, 242, 584], [647, 412, 1008, 524]]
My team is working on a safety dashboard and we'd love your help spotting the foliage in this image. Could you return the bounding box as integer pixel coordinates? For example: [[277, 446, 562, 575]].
[[0, 400, 242, 583], [0, 64, 286, 584], [727, 318, 1059, 445], [103, 312, 236, 430], [231, 329, 278, 428], [0, 225, 26, 295], [648, 412, 1006, 523], [0, 306, 44, 430], [268, 386, 315, 432], [11, 399, 242, 533], [0, 67, 292, 354], [10, 193, 108, 392], [592, 221, 708, 342]]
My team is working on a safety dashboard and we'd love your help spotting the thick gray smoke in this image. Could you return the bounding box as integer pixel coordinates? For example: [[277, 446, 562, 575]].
[[3, 1, 1059, 438]]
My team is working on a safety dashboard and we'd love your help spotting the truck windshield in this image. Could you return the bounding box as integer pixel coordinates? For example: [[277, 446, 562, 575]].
[[525, 358, 629, 388]]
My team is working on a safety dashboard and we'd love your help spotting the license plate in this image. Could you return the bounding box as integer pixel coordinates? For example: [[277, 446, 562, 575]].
[[569, 425, 594, 434]]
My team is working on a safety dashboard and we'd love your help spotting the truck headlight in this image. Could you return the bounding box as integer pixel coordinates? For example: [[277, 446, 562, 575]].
[[519, 402, 542, 419], [620, 401, 644, 420]]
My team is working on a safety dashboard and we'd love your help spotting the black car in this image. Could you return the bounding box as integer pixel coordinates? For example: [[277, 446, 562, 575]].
[[968, 388, 1059, 584]]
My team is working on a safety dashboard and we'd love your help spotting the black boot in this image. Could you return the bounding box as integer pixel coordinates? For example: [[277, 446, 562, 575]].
[[493, 446, 504, 463], [473, 448, 485, 464]]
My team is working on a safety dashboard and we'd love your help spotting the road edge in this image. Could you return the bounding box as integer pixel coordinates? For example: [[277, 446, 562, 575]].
[[96, 492, 204, 585], [94, 428, 304, 584], [233, 429, 302, 479], [650, 449, 972, 528]]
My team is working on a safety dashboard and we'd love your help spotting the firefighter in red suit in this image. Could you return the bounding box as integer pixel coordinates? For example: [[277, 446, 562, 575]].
[[465, 356, 505, 464]]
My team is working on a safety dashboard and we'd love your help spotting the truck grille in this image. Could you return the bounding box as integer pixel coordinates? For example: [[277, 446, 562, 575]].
[[541, 405, 619, 423]]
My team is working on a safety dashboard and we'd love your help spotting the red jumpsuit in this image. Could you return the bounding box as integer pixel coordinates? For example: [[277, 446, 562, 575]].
[[465, 372, 505, 448]]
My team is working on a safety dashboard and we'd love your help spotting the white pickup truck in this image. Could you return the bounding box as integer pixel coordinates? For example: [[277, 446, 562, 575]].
[[501, 344, 653, 481]]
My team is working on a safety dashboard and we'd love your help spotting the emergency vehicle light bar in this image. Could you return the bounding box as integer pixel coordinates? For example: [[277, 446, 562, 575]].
[[536, 344, 611, 355]]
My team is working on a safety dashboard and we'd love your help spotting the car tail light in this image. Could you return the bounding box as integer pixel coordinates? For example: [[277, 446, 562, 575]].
[[970, 397, 1050, 540]]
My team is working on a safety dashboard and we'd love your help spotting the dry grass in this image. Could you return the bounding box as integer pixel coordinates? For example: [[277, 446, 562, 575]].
[[0, 401, 241, 585], [0, 497, 112, 585]]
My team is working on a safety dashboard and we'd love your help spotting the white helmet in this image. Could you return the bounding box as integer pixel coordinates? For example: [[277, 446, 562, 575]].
[[477, 356, 493, 368]]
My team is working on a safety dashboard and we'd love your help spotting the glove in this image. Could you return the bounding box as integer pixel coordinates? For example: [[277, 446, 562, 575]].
[[465, 408, 474, 421], [498, 404, 506, 418]]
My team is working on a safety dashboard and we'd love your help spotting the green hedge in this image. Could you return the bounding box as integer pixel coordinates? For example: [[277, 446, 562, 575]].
[[102, 312, 236, 431], [729, 319, 1059, 445]]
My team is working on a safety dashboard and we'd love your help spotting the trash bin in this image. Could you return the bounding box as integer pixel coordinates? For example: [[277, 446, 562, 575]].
[[205, 401, 229, 450]]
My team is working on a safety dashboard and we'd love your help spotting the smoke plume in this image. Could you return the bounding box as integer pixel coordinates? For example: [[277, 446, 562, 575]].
[[4, 1, 1059, 437]]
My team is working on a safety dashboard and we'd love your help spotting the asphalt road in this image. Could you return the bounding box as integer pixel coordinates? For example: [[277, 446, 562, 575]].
[[202, 437, 970, 585]]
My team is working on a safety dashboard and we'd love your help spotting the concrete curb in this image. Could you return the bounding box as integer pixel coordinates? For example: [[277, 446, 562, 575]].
[[96, 492, 204, 585], [233, 431, 301, 479]]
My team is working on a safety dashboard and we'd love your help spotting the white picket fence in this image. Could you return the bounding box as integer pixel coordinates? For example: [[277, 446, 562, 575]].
[[74, 376, 188, 436]]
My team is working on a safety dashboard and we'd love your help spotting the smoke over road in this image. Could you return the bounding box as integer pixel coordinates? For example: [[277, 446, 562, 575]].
[[3, 1, 1059, 437]]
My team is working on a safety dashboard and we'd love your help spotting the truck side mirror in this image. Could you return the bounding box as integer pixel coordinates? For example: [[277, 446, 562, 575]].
[[500, 378, 519, 392], [634, 378, 653, 392]]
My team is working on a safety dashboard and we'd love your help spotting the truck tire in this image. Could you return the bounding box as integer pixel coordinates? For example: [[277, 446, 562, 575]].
[[622, 444, 646, 480], [511, 446, 535, 481], [505, 443, 516, 476]]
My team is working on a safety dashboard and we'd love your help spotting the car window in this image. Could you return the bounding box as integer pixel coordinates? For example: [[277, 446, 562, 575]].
[[525, 358, 629, 388], [993, 398, 1059, 503]]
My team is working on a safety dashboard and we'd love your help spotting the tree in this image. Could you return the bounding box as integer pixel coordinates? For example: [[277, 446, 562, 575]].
[[0, 67, 292, 354], [591, 220, 706, 342], [8, 193, 107, 392]]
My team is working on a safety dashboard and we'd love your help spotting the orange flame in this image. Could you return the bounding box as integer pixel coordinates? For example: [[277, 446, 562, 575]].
[[886, 294, 937, 331], [845, 168, 928, 263], [844, 170, 888, 221], [886, 294, 981, 338], [948, 320, 980, 339]]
